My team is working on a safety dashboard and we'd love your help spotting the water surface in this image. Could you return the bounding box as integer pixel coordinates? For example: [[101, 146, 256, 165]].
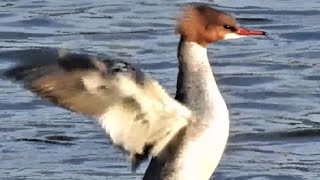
[[1, 0, 320, 179]]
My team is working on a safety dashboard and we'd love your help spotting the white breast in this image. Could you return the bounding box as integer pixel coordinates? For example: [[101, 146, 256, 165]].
[[172, 107, 229, 180]]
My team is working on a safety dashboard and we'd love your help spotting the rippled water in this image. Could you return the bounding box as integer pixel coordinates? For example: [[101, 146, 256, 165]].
[[1, 0, 320, 179]]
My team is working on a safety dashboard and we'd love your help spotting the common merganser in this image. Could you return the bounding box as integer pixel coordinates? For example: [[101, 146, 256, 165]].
[[5, 4, 265, 180]]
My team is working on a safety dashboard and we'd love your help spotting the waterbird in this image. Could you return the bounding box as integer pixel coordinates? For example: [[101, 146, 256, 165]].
[[5, 4, 266, 180]]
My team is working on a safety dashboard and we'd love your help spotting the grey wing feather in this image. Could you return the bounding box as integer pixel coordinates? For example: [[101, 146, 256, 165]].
[[4, 48, 192, 170]]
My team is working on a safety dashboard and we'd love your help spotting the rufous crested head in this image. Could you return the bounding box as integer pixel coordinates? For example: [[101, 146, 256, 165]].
[[176, 4, 266, 47]]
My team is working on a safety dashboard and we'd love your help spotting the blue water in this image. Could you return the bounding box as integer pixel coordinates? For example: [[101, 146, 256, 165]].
[[1, 0, 320, 179]]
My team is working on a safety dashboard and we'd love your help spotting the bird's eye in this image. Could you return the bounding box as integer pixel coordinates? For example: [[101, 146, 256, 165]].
[[224, 25, 236, 32], [224, 25, 231, 30]]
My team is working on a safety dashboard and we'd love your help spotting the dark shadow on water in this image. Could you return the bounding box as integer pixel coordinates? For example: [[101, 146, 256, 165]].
[[218, 75, 278, 86], [214, 173, 303, 180], [230, 128, 320, 143], [280, 31, 320, 41], [15, 135, 78, 145], [236, 17, 273, 25], [45, 135, 78, 141], [230, 102, 299, 112]]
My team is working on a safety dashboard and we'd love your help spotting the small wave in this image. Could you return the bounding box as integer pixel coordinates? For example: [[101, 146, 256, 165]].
[[15, 135, 78, 145], [230, 128, 320, 143]]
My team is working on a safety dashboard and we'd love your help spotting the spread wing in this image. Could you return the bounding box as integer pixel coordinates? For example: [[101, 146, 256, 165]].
[[4, 48, 192, 170]]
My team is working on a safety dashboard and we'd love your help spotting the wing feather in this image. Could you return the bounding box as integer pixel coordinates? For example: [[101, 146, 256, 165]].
[[5, 49, 192, 169]]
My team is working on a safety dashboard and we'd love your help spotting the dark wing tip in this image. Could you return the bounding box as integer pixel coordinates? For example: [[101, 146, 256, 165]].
[[4, 64, 49, 86], [3, 48, 105, 81], [4, 65, 26, 80], [3, 47, 146, 85], [3, 48, 59, 84]]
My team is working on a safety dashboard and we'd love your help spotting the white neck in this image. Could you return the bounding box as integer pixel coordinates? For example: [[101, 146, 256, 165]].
[[171, 40, 230, 180], [177, 41, 228, 123]]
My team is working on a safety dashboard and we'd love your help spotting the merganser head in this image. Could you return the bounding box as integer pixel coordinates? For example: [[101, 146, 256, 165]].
[[176, 4, 266, 47]]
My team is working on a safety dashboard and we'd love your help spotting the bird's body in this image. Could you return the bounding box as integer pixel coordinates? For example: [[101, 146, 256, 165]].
[[143, 40, 229, 180], [5, 4, 265, 180]]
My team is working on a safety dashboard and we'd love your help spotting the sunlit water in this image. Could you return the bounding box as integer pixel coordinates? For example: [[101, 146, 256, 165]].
[[1, 0, 320, 179]]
